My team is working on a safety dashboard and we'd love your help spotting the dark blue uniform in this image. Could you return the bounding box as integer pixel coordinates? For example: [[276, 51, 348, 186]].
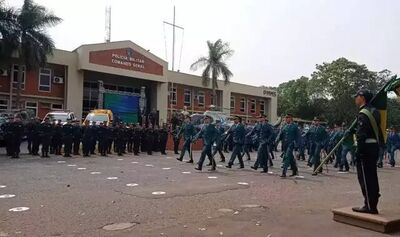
[[227, 123, 246, 168]]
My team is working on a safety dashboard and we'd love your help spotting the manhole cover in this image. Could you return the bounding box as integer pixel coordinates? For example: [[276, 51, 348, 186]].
[[9, 207, 29, 212], [0, 194, 15, 199], [102, 222, 137, 231]]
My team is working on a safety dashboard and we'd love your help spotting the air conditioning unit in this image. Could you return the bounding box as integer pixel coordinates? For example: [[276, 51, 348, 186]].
[[53, 76, 64, 84], [0, 68, 8, 76]]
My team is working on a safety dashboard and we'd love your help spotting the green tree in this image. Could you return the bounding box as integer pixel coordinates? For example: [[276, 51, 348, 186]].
[[190, 39, 233, 106], [0, 0, 18, 59], [13, 0, 62, 109]]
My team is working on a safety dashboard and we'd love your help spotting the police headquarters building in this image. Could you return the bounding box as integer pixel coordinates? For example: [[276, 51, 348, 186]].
[[0, 40, 277, 123]]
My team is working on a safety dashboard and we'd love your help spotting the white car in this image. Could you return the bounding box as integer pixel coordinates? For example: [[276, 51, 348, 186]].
[[43, 111, 77, 125]]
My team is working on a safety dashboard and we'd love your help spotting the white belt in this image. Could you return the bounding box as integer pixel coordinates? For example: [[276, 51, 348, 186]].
[[365, 138, 377, 144]]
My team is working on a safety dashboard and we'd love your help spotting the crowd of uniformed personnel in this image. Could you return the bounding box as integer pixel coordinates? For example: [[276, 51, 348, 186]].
[[1, 116, 169, 159]]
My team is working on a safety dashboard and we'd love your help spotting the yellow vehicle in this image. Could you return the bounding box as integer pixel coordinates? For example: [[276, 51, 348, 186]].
[[83, 109, 113, 125]]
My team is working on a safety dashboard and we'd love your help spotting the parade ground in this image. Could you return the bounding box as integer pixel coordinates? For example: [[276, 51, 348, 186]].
[[0, 145, 399, 237]]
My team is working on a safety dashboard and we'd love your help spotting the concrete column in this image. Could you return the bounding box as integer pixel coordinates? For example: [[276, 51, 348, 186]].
[[157, 82, 168, 125], [222, 89, 231, 116], [66, 66, 84, 120], [269, 96, 278, 123]]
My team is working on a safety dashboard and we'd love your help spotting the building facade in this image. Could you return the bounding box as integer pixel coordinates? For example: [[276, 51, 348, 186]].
[[0, 40, 277, 123]]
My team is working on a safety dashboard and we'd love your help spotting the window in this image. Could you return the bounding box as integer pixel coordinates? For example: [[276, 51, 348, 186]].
[[184, 89, 191, 106], [197, 91, 205, 107], [230, 96, 235, 111], [169, 84, 177, 105], [25, 101, 38, 117], [0, 99, 8, 111], [240, 98, 245, 112], [12, 64, 26, 90], [39, 68, 51, 92], [104, 84, 117, 90], [250, 99, 256, 113], [260, 100, 265, 115], [51, 103, 63, 110]]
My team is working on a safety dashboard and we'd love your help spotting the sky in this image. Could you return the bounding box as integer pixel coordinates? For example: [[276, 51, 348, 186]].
[[8, 0, 400, 87]]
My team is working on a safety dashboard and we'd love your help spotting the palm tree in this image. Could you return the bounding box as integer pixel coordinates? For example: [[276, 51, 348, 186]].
[[190, 39, 234, 107], [13, 0, 61, 109], [0, 1, 18, 60]]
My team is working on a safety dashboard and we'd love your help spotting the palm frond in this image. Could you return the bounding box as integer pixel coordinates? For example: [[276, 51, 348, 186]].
[[190, 56, 208, 71], [201, 65, 211, 87]]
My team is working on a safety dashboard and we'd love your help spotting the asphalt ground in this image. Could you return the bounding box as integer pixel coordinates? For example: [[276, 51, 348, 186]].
[[0, 143, 399, 237]]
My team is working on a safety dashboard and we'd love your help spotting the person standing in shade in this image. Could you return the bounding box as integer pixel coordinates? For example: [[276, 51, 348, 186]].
[[62, 119, 74, 157], [9, 117, 24, 159], [226, 116, 246, 169], [159, 124, 169, 155], [31, 117, 41, 156], [193, 115, 218, 171], [212, 121, 226, 162], [72, 120, 82, 156], [133, 123, 142, 156], [250, 114, 274, 173], [82, 121, 93, 157], [276, 114, 300, 178], [53, 121, 63, 155], [39, 117, 53, 158], [350, 89, 383, 214], [176, 115, 195, 163]]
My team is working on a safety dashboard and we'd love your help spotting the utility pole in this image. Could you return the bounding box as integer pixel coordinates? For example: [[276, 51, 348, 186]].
[[105, 5, 111, 43]]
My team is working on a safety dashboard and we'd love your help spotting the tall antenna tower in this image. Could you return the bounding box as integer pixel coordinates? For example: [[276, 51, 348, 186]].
[[105, 6, 111, 43]]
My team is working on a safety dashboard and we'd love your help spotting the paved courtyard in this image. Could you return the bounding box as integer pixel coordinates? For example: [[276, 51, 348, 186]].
[[0, 144, 399, 237]]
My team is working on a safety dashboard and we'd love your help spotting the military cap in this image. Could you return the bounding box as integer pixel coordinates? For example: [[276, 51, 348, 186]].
[[354, 89, 373, 102]]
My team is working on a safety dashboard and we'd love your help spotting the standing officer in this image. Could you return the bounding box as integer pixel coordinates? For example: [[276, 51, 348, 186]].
[[62, 119, 74, 157], [250, 114, 274, 173], [226, 116, 246, 169], [53, 121, 63, 155], [133, 123, 142, 155], [39, 117, 53, 158], [115, 123, 125, 156], [176, 116, 195, 163], [97, 122, 109, 156], [276, 114, 300, 177], [82, 121, 93, 157], [107, 123, 115, 154], [1, 118, 12, 156], [212, 121, 226, 162], [26, 119, 35, 154], [350, 89, 382, 214], [159, 124, 169, 155], [72, 120, 82, 156], [9, 117, 24, 158], [193, 115, 218, 171], [31, 117, 41, 156], [90, 122, 98, 155]]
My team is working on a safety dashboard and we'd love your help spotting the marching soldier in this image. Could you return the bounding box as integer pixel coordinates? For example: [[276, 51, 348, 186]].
[[212, 121, 226, 162], [9, 117, 24, 159], [193, 115, 218, 171], [387, 127, 400, 167], [62, 119, 74, 157], [39, 117, 53, 158], [176, 116, 195, 163], [250, 114, 274, 173], [72, 120, 82, 156], [340, 123, 354, 172], [226, 116, 246, 169], [276, 114, 300, 177], [172, 125, 181, 155], [309, 117, 328, 174], [350, 89, 383, 214]]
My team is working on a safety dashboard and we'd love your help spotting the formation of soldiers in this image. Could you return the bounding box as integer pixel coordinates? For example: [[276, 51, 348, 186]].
[[1, 111, 398, 176], [1, 117, 169, 159]]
